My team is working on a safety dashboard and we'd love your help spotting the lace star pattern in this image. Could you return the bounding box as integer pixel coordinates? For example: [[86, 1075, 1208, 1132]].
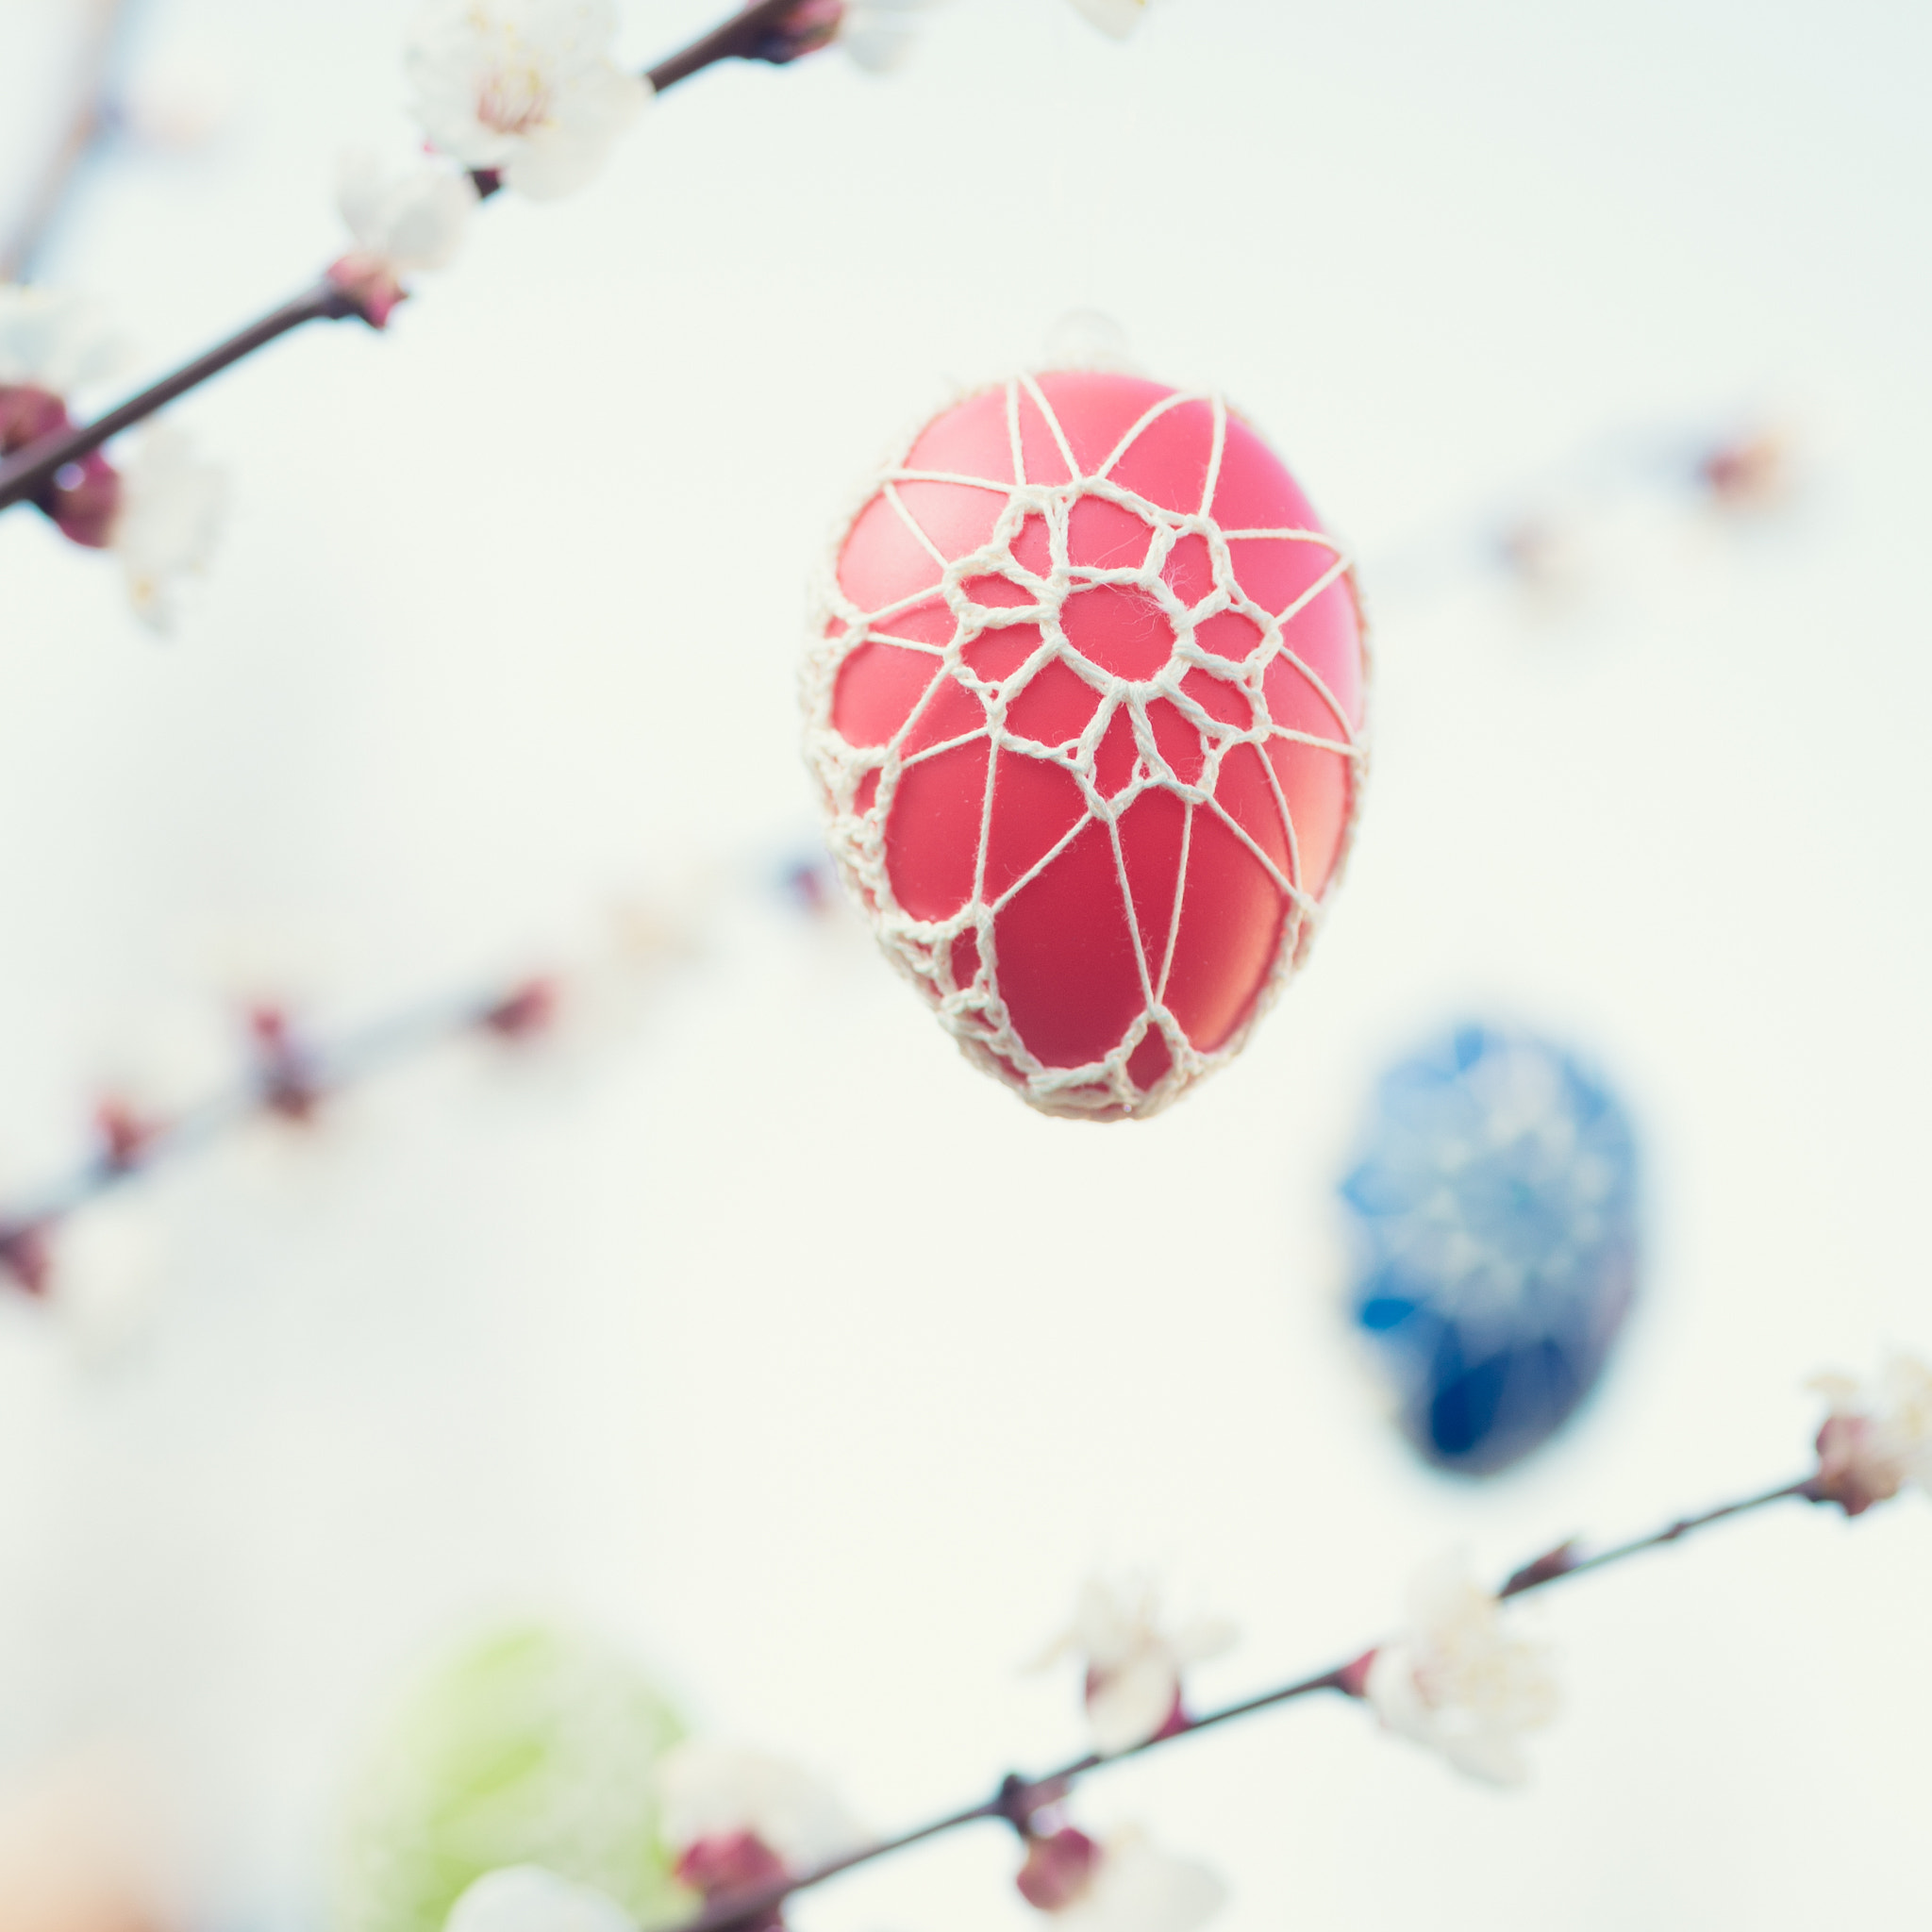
[[804, 372, 1369, 1120]]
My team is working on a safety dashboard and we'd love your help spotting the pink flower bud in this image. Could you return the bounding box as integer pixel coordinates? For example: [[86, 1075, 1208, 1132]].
[[325, 254, 409, 330], [247, 1006, 323, 1123], [1336, 1648, 1378, 1699], [675, 1830, 790, 1930], [1017, 1828, 1102, 1913], [0, 383, 70, 455], [1807, 1361, 1932, 1516], [0, 1223, 54, 1297], [480, 976, 559, 1041], [756, 0, 845, 61], [48, 451, 122, 550], [1699, 428, 1790, 511], [1812, 1411, 1901, 1517], [94, 1097, 158, 1174]]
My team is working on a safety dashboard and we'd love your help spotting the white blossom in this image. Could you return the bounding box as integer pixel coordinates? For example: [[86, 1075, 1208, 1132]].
[[1364, 1558, 1558, 1787], [446, 1866, 636, 1932], [655, 1741, 861, 1871], [110, 425, 227, 632], [1033, 1576, 1236, 1757], [338, 149, 478, 276], [839, 0, 945, 73], [1065, 0, 1151, 40], [1051, 1829, 1225, 1932], [1811, 1354, 1932, 1514], [407, 0, 650, 200], [0, 285, 124, 397]]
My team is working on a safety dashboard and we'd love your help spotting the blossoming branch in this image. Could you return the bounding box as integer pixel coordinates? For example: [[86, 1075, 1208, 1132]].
[[0, 903, 693, 1306], [0, 0, 1157, 625], [441, 1376, 1932, 1932]]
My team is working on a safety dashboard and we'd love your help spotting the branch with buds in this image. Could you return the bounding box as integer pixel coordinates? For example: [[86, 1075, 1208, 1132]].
[[441, 1364, 1931, 1932], [0, 974, 558, 1302], [0, 841, 858, 1316], [1, 0, 1798, 632], [1369, 416, 1801, 613], [0, 902, 709, 1306], [0, 0, 1158, 625]]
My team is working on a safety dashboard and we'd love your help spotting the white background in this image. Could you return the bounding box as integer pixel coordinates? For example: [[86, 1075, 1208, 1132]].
[[0, 0, 1929, 1925]]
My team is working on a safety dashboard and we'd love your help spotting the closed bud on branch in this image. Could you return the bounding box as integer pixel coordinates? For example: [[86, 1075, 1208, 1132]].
[[1808, 1356, 1932, 1516], [656, 1741, 861, 1926], [756, 0, 845, 62], [247, 1005, 324, 1123], [1016, 1827, 1102, 1911], [0, 382, 70, 454], [47, 452, 122, 549], [1699, 425, 1793, 513], [0, 1223, 54, 1297], [1018, 1826, 1225, 1932]]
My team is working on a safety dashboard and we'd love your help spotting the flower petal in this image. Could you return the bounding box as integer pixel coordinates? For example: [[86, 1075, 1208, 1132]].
[[336, 150, 477, 272], [0, 285, 125, 395], [445, 1867, 636, 1932], [841, 0, 945, 72], [656, 1742, 862, 1871], [1172, 1615, 1238, 1665], [1063, 0, 1148, 39], [111, 426, 227, 632], [500, 68, 647, 200], [1088, 1650, 1178, 1756], [1058, 1831, 1226, 1932], [1441, 1729, 1529, 1789]]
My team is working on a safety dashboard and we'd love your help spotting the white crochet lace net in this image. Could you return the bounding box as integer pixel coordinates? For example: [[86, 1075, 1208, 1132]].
[[803, 373, 1368, 1121]]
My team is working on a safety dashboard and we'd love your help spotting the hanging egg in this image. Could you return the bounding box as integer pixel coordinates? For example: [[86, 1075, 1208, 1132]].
[[334, 1624, 688, 1932], [804, 371, 1368, 1120], [1339, 1024, 1642, 1475]]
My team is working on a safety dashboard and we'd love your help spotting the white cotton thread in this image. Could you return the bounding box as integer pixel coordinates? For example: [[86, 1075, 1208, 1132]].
[[803, 375, 1371, 1122]]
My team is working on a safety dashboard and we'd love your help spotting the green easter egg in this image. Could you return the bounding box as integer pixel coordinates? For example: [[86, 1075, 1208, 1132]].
[[335, 1624, 687, 1932]]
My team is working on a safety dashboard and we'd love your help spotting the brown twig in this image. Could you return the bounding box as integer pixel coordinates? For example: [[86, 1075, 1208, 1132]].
[[1497, 1478, 1817, 1595], [0, 281, 357, 512], [647, 0, 809, 92], [674, 1477, 1818, 1932], [0, 0, 130, 283], [0, 968, 560, 1298], [0, 0, 812, 519]]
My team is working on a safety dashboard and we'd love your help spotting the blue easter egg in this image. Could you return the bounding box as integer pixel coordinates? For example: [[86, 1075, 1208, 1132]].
[[1339, 1023, 1641, 1474]]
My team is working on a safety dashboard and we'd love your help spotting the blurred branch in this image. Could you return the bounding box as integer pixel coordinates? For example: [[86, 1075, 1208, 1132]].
[[0, 0, 130, 283], [0, 966, 569, 1297], [677, 1475, 1819, 1932], [0, 846, 837, 1305], [0, 0, 806, 517], [1368, 419, 1799, 608]]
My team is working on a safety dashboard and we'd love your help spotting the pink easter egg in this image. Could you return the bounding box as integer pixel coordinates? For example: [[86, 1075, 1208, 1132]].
[[804, 370, 1368, 1121]]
